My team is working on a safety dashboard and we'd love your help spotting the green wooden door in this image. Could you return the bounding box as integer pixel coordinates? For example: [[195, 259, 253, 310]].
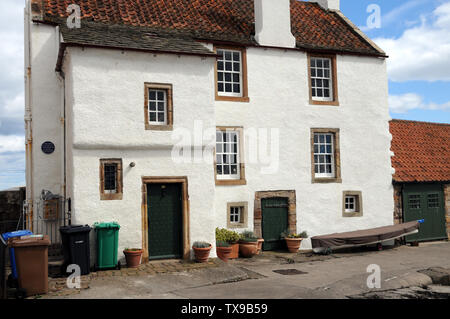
[[147, 183, 183, 260], [262, 197, 288, 251], [403, 183, 447, 242]]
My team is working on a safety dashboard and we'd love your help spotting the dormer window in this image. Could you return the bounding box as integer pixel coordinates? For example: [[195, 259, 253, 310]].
[[214, 46, 249, 102]]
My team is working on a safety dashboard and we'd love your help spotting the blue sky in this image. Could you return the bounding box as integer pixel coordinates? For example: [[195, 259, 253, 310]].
[[0, 0, 449, 190]]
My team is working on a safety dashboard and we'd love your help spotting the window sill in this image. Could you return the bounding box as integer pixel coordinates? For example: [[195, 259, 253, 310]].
[[309, 99, 339, 106], [227, 223, 247, 229], [145, 124, 173, 131], [216, 179, 247, 186], [215, 95, 250, 103], [312, 177, 342, 184], [100, 193, 123, 201]]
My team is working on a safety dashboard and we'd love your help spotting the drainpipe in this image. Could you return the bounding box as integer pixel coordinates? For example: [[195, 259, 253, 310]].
[[55, 25, 68, 223], [24, 0, 34, 229]]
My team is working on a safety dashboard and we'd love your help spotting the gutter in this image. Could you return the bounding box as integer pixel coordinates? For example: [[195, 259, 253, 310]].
[[197, 39, 388, 59], [55, 27, 67, 204]]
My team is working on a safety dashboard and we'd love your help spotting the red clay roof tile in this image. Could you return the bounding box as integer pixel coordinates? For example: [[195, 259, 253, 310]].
[[33, 0, 384, 56], [390, 120, 450, 183]]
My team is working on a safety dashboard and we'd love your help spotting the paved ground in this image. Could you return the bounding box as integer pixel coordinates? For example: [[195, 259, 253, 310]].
[[42, 241, 450, 299]]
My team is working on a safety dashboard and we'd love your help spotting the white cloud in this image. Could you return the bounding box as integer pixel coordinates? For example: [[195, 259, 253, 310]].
[[0, 135, 25, 154], [2, 93, 24, 118], [389, 93, 450, 114], [375, 2, 450, 82], [0, 151, 25, 190]]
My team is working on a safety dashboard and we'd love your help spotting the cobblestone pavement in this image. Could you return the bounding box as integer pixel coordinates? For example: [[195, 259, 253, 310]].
[[44, 259, 219, 298]]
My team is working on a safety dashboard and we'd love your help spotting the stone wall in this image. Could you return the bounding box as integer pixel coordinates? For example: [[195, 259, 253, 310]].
[[0, 187, 26, 233], [393, 184, 403, 225]]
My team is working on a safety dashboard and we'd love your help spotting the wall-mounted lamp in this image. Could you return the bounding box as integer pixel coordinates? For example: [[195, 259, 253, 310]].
[[129, 162, 136, 168]]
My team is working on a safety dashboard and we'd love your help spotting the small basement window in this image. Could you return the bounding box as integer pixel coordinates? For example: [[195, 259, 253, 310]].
[[345, 196, 356, 213], [342, 191, 362, 217], [100, 159, 123, 200]]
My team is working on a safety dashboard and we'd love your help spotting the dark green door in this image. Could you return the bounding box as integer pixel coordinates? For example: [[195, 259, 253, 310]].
[[147, 183, 183, 260], [403, 183, 447, 242], [262, 197, 288, 251]]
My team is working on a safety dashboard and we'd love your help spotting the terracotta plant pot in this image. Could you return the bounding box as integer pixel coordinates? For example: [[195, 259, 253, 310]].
[[239, 241, 258, 258], [123, 249, 143, 268], [256, 238, 265, 254], [216, 246, 233, 262], [192, 245, 212, 263], [285, 238, 303, 253], [229, 243, 239, 259]]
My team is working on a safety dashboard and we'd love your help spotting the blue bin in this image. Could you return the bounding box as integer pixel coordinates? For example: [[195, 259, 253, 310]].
[[1, 230, 33, 279]]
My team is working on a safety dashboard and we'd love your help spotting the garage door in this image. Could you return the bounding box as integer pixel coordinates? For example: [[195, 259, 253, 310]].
[[403, 183, 447, 242]]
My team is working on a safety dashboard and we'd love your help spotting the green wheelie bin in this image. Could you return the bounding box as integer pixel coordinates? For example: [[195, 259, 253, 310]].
[[94, 222, 121, 270]]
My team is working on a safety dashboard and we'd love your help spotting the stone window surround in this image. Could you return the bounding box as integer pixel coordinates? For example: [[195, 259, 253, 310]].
[[214, 126, 247, 186], [213, 45, 249, 103], [144, 82, 173, 131], [227, 201, 248, 229], [310, 128, 342, 184], [342, 191, 363, 217], [99, 159, 123, 200], [253, 190, 297, 238]]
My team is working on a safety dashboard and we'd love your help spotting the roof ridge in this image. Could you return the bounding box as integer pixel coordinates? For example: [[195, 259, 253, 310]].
[[329, 9, 387, 56]]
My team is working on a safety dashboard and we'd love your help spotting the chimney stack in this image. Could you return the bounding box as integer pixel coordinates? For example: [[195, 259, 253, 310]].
[[315, 0, 340, 11], [254, 0, 296, 48]]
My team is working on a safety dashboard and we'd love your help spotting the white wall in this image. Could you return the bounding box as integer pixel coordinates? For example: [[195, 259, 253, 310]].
[[214, 47, 393, 249], [30, 23, 393, 258], [29, 22, 64, 201], [64, 48, 218, 260]]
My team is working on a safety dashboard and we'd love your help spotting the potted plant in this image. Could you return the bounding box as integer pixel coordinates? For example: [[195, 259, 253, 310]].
[[238, 231, 258, 258], [192, 241, 212, 263], [281, 230, 308, 253], [216, 228, 240, 259], [216, 241, 233, 262], [123, 248, 143, 268]]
